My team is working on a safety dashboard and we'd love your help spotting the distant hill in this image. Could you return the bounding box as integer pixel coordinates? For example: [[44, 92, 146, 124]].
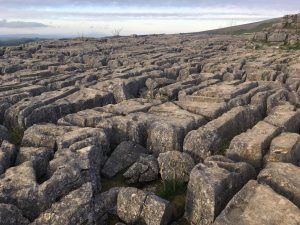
[[199, 18, 281, 35], [0, 37, 46, 47]]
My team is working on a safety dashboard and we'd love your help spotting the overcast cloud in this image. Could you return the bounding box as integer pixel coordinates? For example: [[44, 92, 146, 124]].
[[0, 19, 47, 28], [0, 0, 299, 36]]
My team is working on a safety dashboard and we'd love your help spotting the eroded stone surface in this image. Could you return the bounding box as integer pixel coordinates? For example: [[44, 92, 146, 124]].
[[0, 16, 299, 224], [185, 156, 255, 225], [213, 180, 300, 225]]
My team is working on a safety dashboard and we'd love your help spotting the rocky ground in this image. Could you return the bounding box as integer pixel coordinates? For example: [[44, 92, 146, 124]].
[[0, 22, 300, 225]]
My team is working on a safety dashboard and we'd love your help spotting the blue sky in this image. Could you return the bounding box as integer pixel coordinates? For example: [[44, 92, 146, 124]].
[[0, 0, 299, 37]]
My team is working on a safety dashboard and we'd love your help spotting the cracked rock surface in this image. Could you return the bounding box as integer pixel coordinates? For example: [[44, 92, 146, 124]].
[[0, 14, 300, 224]]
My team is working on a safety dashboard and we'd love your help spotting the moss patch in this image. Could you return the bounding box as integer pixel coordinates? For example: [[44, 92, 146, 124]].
[[173, 218, 191, 225], [155, 180, 187, 201], [154, 180, 187, 221], [218, 138, 231, 155], [9, 128, 24, 146], [101, 170, 127, 192], [107, 214, 121, 225]]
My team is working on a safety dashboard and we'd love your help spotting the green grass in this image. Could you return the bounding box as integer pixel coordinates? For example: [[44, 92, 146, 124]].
[[231, 21, 276, 35], [155, 180, 187, 201], [280, 43, 300, 50], [173, 218, 191, 225], [218, 138, 231, 155], [9, 128, 24, 146], [155, 179, 187, 221], [0, 38, 44, 47], [107, 214, 121, 225], [101, 170, 127, 192]]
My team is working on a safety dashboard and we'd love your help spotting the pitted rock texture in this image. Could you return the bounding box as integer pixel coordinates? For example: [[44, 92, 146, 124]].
[[0, 19, 300, 224]]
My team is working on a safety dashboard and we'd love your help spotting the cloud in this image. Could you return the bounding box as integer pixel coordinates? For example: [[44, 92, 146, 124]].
[[1, 0, 300, 9], [0, 19, 48, 28]]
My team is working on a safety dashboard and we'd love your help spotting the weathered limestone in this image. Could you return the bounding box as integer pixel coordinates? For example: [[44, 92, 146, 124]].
[[147, 102, 207, 155], [264, 133, 300, 165], [226, 121, 281, 169], [0, 162, 39, 220], [258, 162, 300, 208], [185, 81, 258, 103], [31, 183, 94, 225], [185, 156, 255, 225], [0, 126, 8, 145], [21, 124, 74, 149], [184, 106, 262, 162], [123, 155, 159, 184], [158, 151, 195, 183], [102, 141, 149, 178], [117, 187, 172, 225], [0, 141, 17, 175], [213, 180, 300, 225], [16, 147, 54, 179], [0, 203, 30, 225], [264, 104, 300, 133], [0, 16, 300, 224], [94, 187, 120, 224]]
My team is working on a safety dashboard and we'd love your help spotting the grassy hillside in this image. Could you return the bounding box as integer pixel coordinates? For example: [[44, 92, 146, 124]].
[[0, 38, 45, 47], [199, 18, 280, 35]]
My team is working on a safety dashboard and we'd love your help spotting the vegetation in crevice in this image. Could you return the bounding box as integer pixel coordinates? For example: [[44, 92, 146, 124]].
[[218, 138, 231, 155], [8, 128, 24, 146]]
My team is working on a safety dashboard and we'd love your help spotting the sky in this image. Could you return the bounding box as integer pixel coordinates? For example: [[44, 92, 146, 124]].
[[0, 0, 299, 37]]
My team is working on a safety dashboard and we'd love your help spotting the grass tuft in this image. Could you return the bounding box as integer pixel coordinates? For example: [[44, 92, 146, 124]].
[[280, 43, 300, 50], [101, 170, 127, 192], [155, 180, 187, 201]]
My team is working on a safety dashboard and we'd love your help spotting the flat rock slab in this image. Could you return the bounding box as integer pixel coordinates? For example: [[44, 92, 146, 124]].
[[264, 105, 300, 132], [226, 121, 281, 169], [265, 132, 300, 165], [258, 162, 300, 208], [213, 180, 300, 225]]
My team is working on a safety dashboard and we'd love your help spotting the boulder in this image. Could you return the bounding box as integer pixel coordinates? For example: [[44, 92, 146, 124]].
[[141, 194, 173, 225], [185, 156, 255, 225], [268, 33, 288, 43], [226, 121, 281, 169], [16, 147, 54, 179], [158, 151, 195, 183], [117, 187, 147, 224], [184, 106, 262, 162], [258, 162, 300, 208], [0, 162, 39, 220], [123, 155, 159, 184], [0, 203, 29, 225], [117, 187, 172, 225], [102, 141, 148, 178], [213, 180, 300, 225], [253, 32, 268, 42], [264, 105, 300, 133], [94, 187, 120, 223], [0, 141, 17, 175], [32, 183, 95, 225], [0, 126, 8, 145]]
